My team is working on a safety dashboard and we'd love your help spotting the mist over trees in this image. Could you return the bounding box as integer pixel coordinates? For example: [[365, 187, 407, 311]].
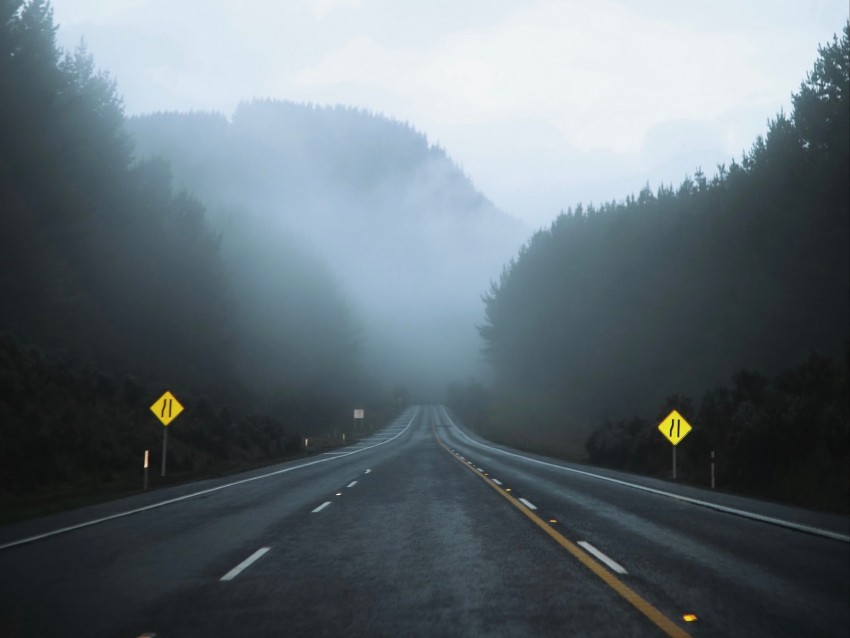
[[1, 0, 526, 502], [1, 0, 232, 395], [126, 101, 528, 397], [477, 23, 849, 509], [0, 0, 372, 497], [4, 0, 845, 515]]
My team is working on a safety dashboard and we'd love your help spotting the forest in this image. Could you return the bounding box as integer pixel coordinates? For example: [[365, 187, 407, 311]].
[[124, 100, 526, 396], [1, 0, 847, 517], [0, 0, 521, 516], [0, 0, 392, 514], [474, 22, 849, 511]]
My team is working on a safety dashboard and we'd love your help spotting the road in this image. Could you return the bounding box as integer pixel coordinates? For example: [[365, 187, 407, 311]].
[[1, 405, 848, 637]]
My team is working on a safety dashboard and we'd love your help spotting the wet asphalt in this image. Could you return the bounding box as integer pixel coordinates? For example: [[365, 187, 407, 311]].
[[0, 405, 847, 637]]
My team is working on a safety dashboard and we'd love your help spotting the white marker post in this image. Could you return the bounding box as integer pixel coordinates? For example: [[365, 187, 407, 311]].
[[143, 449, 149, 490]]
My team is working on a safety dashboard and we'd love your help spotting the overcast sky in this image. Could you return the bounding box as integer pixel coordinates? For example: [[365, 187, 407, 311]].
[[50, 0, 849, 228]]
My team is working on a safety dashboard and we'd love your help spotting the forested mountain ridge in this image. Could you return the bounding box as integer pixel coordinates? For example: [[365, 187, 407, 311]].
[[0, 0, 367, 502], [127, 102, 529, 394], [476, 23, 849, 510], [0, 0, 523, 507]]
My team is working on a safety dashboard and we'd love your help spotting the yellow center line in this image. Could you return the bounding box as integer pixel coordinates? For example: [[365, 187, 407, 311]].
[[433, 430, 691, 638]]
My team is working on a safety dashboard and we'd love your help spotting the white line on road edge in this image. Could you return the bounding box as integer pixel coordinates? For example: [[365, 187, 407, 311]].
[[0, 410, 420, 551], [440, 406, 850, 543], [346, 481, 358, 488], [220, 547, 270, 581], [578, 541, 628, 574], [492, 479, 503, 486], [312, 501, 332, 513], [518, 497, 538, 510]]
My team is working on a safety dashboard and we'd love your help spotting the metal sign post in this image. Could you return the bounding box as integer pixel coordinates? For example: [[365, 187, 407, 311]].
[[672, 446, 677, 480], [161, 428, 168, 477], [657, 409, 693, 481], [150, 391, 184, 479]]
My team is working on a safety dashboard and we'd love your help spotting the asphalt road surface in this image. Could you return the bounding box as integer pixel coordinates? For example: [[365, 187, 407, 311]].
[[1, 405, 848, 637]]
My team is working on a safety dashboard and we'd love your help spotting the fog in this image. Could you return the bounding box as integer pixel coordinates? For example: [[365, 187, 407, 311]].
[[41, 0, 847, 401], [1, 0, 847, 515], [50, 1, 847, 230], [128, 102, 528, 399]]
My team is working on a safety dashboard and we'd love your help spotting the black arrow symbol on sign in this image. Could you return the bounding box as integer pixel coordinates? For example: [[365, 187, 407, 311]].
[[669, 418, 680, 438]]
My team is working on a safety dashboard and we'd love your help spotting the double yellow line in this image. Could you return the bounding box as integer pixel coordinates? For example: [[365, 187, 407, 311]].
[[433, 430, 692, 638]]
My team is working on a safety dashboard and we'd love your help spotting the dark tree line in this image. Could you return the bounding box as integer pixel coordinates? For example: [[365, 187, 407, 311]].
[[1, 0, 233, 393], [0, 335, 302, 498], [479, 23, 849, 510], [0, 1, 369, 503], [126, 99, 528, 398], [586, 354, 848, 512]]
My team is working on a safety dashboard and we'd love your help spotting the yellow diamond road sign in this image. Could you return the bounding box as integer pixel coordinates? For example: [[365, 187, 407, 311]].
[[150, 391, 184, 426], [658, 409, 692, 446]]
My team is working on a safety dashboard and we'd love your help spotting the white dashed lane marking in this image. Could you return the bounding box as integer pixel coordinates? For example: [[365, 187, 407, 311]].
[[578, 541, 628, 574], [220, 547, 270, 581], [312, 501, 331, 513], [518, 497, 537, 510]]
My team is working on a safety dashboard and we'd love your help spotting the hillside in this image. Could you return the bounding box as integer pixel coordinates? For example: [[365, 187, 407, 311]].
[[0, 1, 370, 505], [127, 102, 529, 395], [477, 23, 849, 477]]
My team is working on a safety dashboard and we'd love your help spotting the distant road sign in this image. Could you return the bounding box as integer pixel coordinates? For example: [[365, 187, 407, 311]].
[[150, 391, 184, 426], [354, 409, 365, 419], [658, 409, 692, 445]]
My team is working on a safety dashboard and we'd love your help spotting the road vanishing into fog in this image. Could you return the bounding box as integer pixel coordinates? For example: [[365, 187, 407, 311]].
[[1, 405, 848, 637]]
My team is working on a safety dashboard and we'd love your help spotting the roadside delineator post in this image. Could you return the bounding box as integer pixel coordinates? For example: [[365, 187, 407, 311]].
[[143, 449, 149, 490]]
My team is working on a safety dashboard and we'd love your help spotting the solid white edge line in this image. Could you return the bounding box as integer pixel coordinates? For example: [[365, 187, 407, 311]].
[[0, 410, 420, 551], [346, 481, 358, 488], [220, 547, 270, 581], [439, 406, 850, 544], [518, 497, 538, 510], [312, 501, 332, 513], [578, 541, 628, 574]]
